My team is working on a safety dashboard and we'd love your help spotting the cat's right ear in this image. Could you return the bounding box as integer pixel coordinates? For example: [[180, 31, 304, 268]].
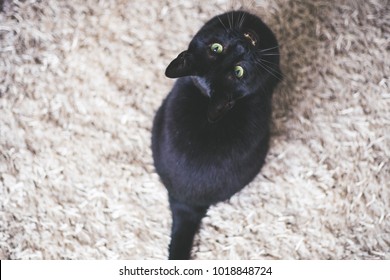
[[165, 51, 196, 78]]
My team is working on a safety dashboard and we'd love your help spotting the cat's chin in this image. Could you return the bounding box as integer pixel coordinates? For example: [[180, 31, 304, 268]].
[[207, 114, 224, 124], [191, 76, 210, 97], [207, 100, 234, 123]]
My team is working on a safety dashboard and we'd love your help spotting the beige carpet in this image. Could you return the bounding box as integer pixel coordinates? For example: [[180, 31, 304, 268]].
[[0, 0, 389, 260]]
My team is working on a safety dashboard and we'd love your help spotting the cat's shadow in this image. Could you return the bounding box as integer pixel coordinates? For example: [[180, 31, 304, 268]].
[[261, 0, 326, 138]]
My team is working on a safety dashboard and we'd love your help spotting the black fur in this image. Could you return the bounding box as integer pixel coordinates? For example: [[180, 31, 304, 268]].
[[152, 11, 281, 259]]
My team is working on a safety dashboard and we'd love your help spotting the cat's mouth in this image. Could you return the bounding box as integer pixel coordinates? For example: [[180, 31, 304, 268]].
[[207, 99, 235, 123]]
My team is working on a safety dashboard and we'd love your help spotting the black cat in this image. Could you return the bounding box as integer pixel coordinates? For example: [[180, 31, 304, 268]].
[[152, 10, 281, 259]]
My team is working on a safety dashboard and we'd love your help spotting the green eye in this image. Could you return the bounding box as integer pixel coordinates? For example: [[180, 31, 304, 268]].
[[234, 65, 244, 78], [210, 43, 223, 54]]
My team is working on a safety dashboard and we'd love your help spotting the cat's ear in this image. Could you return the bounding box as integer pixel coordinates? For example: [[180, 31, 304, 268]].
[[165, 50, 196, 78]]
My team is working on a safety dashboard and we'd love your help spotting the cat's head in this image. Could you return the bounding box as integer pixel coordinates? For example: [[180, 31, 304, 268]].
[[165, 11, 281, 122]]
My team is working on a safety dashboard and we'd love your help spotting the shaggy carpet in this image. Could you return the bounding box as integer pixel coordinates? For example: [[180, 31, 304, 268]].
[[0, 0, 389, 260]]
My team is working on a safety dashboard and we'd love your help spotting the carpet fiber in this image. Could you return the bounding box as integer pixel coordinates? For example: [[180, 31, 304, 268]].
[[0, 0, 389, 259]]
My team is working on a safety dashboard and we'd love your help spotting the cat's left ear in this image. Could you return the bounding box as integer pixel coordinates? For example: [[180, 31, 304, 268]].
[[165, 50, 196, 78]]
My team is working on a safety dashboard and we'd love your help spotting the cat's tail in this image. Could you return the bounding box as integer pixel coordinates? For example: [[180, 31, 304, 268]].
[[168, 195, 209, 260]]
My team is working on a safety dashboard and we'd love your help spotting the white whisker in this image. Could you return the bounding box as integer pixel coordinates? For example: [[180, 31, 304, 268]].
[[258, 53, 280, 56], [238, 11, 247, 30], [255, 60, 283, 81], [257, 58, 280, 67], [217, 16, 229, 33], [258, 45, 280, 52], [227, 11, 232, 29]]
